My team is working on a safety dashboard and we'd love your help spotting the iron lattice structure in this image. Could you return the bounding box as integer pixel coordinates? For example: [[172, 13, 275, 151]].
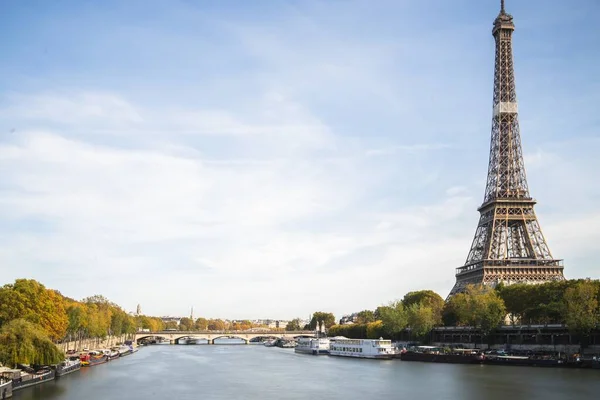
[[449, 1, 564, 296]]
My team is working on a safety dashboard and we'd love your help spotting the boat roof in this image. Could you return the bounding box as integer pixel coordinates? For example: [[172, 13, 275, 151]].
[[0, 367, 20, 373]]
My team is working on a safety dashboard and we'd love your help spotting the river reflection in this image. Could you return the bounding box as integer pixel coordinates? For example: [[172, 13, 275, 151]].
[[13, 343, 600, 400]]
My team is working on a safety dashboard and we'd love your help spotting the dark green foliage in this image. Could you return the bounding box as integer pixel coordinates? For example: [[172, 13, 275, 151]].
[[402, 290, 445, 325], [285, 318, 302, 331], [309, 312, 336, 330]]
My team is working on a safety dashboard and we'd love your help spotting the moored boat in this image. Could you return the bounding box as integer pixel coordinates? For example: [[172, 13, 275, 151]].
[[0, 366, 55, 391], [278, 339, 296, 348], [114, 345, 133, 357], [80, 351, 108, 367], [263, 339, 277, 347], [55, 356, 81, 377], [0, 376, 12, 399], [399, 346, 485, 364], [295, 338, 330, 355], [101, 349, 120, 361], [483, 354, 564, 367], [329, 338, 395, 359]]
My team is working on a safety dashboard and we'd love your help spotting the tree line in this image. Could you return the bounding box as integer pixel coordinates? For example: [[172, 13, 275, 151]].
[[326, 280, 600, 342], [0, 279, 164, 367], [1, 278, 598, 366]]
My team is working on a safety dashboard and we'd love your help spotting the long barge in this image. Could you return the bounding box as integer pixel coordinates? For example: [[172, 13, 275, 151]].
[[0, 367, 55, 391], [399, 347, 485, 364], [0, 377, 12, 399]]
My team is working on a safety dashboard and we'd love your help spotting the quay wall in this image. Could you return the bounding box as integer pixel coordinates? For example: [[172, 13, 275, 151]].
[[431, 342, 600, 355]]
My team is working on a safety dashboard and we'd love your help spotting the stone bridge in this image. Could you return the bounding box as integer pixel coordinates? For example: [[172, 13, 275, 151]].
[[135, 330, 316, 344]]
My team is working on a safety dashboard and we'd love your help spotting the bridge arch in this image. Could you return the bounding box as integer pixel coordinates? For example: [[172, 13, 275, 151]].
[[136, 335, 169, 344], [210, 335, 249, 344]]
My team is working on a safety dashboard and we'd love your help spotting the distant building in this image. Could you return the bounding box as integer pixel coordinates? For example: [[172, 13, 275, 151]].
[[252, 319, 289, 329], [160, 316, 182, 325], [339, 313, 358, 325]]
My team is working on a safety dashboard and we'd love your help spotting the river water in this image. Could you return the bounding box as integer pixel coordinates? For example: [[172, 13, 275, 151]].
[[13, 343, 600, 400]]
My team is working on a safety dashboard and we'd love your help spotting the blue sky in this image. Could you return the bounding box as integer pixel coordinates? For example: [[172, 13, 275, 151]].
[[0, 0, 598, 320]]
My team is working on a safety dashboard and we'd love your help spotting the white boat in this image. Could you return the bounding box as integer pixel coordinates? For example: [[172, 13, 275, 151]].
[[101, 349, 120, 360], [263, 339, 277, 347], [329, 338, 395, 359], [55, 356, 81, 377], [295, 338, 330, 355], [114, 345, 133, 357], [0, 376, 12, 399]]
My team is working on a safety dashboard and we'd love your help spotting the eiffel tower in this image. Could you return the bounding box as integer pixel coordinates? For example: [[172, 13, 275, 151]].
[[449, 1, 565, 296]]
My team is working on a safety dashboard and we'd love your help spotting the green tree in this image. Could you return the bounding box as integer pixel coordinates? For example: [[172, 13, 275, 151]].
[[563, 280, 600, 337], [355, 310, 375, 324], [447, 285, 506, 335], [378, 301, 408, 338], [327, 324, 368, 339], [309, 312, 336, 331], [402, 290, 444, 325], [498, 281, 567, 324], [373, 306, 387, 320], [0, 319, 64, 367], [286, 318, 302, 331], [406, 303, 436, 340]]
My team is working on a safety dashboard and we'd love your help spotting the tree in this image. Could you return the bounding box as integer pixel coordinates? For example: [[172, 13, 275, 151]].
[[563, 280, 600, 338], [374, 306, 387, 320], [179, 317, 194, 331], [0, 279, 68, 341], [239, 320, 253, 331], [355, 310, 375, 324], [498, 281, 567, 324], [286, 318, 302, 331], [208, 319, 226, 331], [309, 312, 336, 331], [378, 301, 407, 338], [406, 303, 436, 340], [327, 323, 367, 339], [165, 321, 178, 330], [0, 319, 64, 367], [195, 318, 208, 330], [447, 285, 506, 335], [366, 321, 385, 339], [402, 290, 444, 325]]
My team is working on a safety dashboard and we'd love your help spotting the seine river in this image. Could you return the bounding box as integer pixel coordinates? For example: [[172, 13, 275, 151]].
[[13, 342, 600, 400]]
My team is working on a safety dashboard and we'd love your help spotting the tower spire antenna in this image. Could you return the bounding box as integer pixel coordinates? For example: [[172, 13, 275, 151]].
[[501, 0, 505, 13]]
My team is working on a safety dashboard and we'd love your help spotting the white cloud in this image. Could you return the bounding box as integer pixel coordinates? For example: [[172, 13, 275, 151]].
[[0, 1, 598, 321], [1, 92, 143, 126]]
